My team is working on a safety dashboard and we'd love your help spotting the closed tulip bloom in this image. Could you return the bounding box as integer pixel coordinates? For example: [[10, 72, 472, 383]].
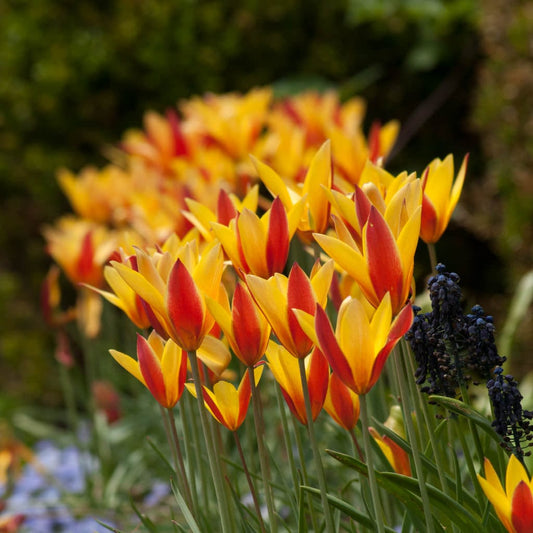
[[314, 201, 421, 315], [267, 342, 328, 425], [186, 365, 264, 431], [368, 406, 411, 476], [212, 196, 304, 279], [478, 456, 533, 533], [420, 154, 468, 244], [109, 241, 225, 351], [207, 282, 271, 367], [110, 332, 187, 409], [324, 372, 360, 431], [296, 293, 413, 395], [246, 260, 334, 359]]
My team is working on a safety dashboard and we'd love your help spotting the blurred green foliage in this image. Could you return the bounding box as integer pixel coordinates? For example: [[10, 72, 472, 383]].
[[3, 0, 516, 408]]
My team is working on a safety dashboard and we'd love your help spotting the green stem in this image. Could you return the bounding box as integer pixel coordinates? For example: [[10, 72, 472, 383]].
[[298, 357, 335, 533], [234, 431, 267, 533], [178, 398, 199, 512], [188, 349, 232, 532], [427, 242, 438, 273], [290, 411, 320, 533], [275, 385, 299, 492], [402, 340, 448, 492], [167, 407, 195, 515], [248, 366, 278, 533], [393, 349, 435, 533], [359, 394, 386, 533]]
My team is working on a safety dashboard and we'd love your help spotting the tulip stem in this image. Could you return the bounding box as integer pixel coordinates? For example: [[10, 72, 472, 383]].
[[298, 357, 335, 533], [233, 430, 267, 533], [427, 242, 438, 273], [393, 349, 435, 533], [359, 394, 386, 533], [248, 366, 278, 533], [167, 407, 195, 516], [187, 349, 232, 532]]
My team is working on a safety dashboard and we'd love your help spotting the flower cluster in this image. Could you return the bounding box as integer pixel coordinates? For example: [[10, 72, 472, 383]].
[[487, 367, 533, 460], [406, 264, 505, 397]]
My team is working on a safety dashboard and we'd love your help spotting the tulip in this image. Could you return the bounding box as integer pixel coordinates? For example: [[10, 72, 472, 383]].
[[296, 293, 413, 395], [266, 342, 328, 425], [186, 365, 264, 431], [212, 196, 304, 279], [110, 241, 225, 351], [110, 332, 187, 409], [246, 260, 334, 359], [324, 372, 360, 432], [478, 455, 533, 533], [207, 282, 270, 367], [314, 200, 421, 315], [369, 406, 411, 476], [420, 154, 468, 244]]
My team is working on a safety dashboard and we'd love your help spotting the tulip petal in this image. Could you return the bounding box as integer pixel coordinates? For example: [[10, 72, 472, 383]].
[[364, 207, 403, 308], [512, 481, 533, 533], [109, 349, 146, 386], [167, 259, 205, 351], [315, 305, 356, 392], [137, 334, 167, 407], [266, 197, 290, 275]]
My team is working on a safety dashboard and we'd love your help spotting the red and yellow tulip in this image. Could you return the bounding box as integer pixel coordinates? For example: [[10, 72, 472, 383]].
[[109, 240, 225, 351], [186, 365, 264, 431], [323, 372, 360, 431], [420, 154, 468, 244], [266, 342, 328, 425], [110, 332, 188, 409], [212, 196, 303, 279], [296, 293, 413, 395], [314, 195, 421, 315], [478, 455, 533, 533], [207, 282, 271, 367], [246, 260, 334, 359], [369, 406, 411, 476]]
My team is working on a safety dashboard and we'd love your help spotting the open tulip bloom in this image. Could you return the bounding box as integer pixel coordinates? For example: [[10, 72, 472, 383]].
[[478, 456, 533, 533], [296, 292, 413, 395]]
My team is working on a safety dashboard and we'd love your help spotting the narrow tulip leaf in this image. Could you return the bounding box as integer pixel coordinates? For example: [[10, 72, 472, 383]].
[[428, 395, 503, 445], [369, 419, 481, 514], [380, 472, 484, 532], [298, 485, 307, 533], [129, 497, 159, 533], [225, 476, 264, 533], [170, 479, 202, 533], [300, 486, 398, 532], [325, 451, 427, 526], [95, 520, 123, 532]]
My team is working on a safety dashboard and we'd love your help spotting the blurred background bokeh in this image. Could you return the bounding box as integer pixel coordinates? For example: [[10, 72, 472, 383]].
[[1, 0, 531, 412]]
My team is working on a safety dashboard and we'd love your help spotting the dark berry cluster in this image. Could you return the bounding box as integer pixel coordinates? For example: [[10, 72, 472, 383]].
[[487, 367, 533, 460], [405, 264, 505, 397]]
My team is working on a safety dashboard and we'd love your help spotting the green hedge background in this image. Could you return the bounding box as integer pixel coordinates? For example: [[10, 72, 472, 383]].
[[1, 0, 531, 409]]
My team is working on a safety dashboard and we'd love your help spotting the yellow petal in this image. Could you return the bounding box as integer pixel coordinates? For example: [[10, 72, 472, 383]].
[[109, 349, 146, 386], [251, 155, 293, 208]]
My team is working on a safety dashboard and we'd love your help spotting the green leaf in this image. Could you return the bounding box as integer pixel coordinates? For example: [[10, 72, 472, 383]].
[[170, 479, 202, 533], [130, 497, 159, 533], [428, 396, 503, 445], [301, 485, 398, 533], [380, 472, 484, 532]]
